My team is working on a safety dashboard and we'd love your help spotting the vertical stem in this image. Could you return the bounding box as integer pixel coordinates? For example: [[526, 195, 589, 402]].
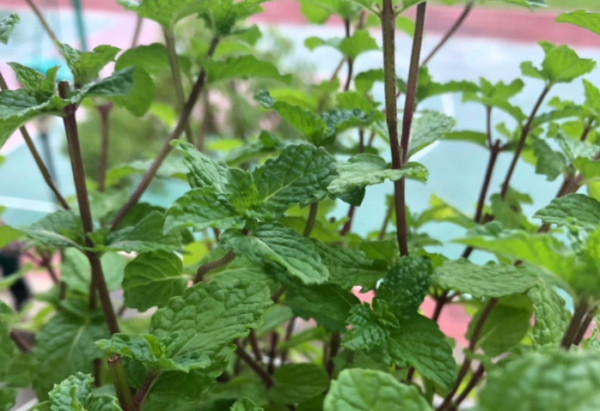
[[500, 85, 550, 199], [573, 304, 598, 346], [343, 18, 354, 92], [24, 0, 59, 44], [561, 300, 590, 349], [131, 16, 143, 48], [340, 205, 356, 237], [97, 103, 112, 192], [267, 331, 279, 375], [249, 330, 263, 363], [453, 363, 485, 409], [474, 139, 500, 224], [378, 202, 393, 240], [280, 317, 297, 365], [108, 355, 135, 411], [421, 0, 475, 66], [304, 203, 319, 238], [110, 37, 220, 230], [0, 72, 70, 210], [382, 1, 427, 256], [235, 344, 274, 388], [58, 82, 120, 336], [163, 28, 194, 144], [326, 332, 341, 378]]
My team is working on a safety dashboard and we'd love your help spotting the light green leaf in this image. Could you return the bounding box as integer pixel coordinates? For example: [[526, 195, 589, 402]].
[[253, 144, 337, 211], [0, 14, 19, 45], [574, 156, 600, 185], [407, 111, 456, 158], [123, 251, 188, 312], [433, 259, 538, 299], [556, 10, 600, 36], [231, 398, 265, 411], [7, 62, 57, 97], [328, 154, 428, 204], [32, 310, 108, 400], [221, 223, 329, 284], [165, 187, 245, 234], [207, 55, 292, 84], [417, 194, 476, 229], [224, 131, 284, 166], [324, 369, 433, 411], [389, 315, 457, 390], [61, 248, 127, 294], [57, 43, 120, 86], [46, 372, 121, 411], [101, 211, 182, 253], [444, 130, 487, 147], [528, 282, 569, 348], [0, 225, 22, 249], [454, 222, 575, 279], [150, 280, 271, 364], [478, 350, 600, 411], [172, 140, 230, 192], [115, 43, 189, 75], [111, 66, 155, 117], [84, 67, 135, 98], [118, 0, 212, 28], [270, 364, 329, 405], [521, 42, 596, 84], [467, 296, 533, 357], [105, 157, 187, 188], [198, 0, 266, 36], [355, 69, 384, 95], [22, 210, 83, 248], [0, 388, 17, 411], [305, 30, 378, 60], [534, 193, 600, 230], [531, 138, 567, 182], [551, 129, 599, 161], [416, 67, 478, 103]]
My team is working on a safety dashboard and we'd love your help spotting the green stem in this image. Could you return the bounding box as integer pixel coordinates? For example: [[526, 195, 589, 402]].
[[108, 355, 135, 411], [110, 37, 220, 230], [58, 82, 120, 336], [163, 28, 194, 144]]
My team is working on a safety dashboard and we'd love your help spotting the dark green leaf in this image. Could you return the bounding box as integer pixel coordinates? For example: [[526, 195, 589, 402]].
[[0, 14, 19, 45], [270, 364, 329, 405]]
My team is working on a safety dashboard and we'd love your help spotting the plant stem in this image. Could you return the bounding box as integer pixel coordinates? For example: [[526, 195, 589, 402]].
[[280, 317, 297, 365], [25, 0, 59, 44], [382, 1, 427, 256], [131, 16, 143, 48], [58, 82, 120, 336], [343, 18, 354, 92], [97, 103, 113, 192], [267, 331, 279, 375], [474, 139, 501, 224], [133, 373, 157, 410], [163, 28, 194, 144], [326, 332, 341, 378], [194, 250, 235, 283], [573, 304, 598, 346], [110, 37, 220, 230], [453, 362, 485, 409], [108, 355, 135, 411], [500, 85, 550, 199], [235, 344, 274, 388], [0, 71, 70, 210], [340, 205, 356, 237], [561, 300, 590, 349], [421, 0, 475, 66], [437, 298, 497, 411], [249, 329, 263, 363], [378, 202, 393, 240], [304, 203, 319, 238]]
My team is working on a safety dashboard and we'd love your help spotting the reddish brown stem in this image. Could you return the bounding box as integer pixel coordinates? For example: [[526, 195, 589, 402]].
[[194, 250, 235, 283], [97, 103, 113, 192], [236, 344, 274, 388]]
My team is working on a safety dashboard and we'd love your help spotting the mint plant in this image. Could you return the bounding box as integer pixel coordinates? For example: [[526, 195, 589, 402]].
[[2, 1, 600, 410]]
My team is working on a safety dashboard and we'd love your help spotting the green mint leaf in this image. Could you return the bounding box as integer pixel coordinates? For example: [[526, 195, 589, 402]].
[[463, 78, 526, 122], [494, 0, 545, 11], [0, 224, 22, 249], [84, 67, 135, 98], [200, 248, 272, 285], [105, 157, 187, 188], [61, 248, 127, 294], [328, 154, 428, 205], [115, 43, 190, 76], [454, 222, 575, 279], [112, 66, 155, 117], [342, 304, 389, 351], [314, 241, 388, 291], [46, 372, 121, 411], [534, 193, 600, 230], [551, 128, 599, 161], [375, 255, 433, 320], [531, 137, 567, 181], [253, 144, 337, 212], [112, 49, 157, 116], [305, 30, 378, 60], [417, 194, 477, 229], [207, 55, 292, 84], [583, 79, 600, 116], [221, 223, 329, 284], [324, 369, 433, 411], [165, 187, 246, 234], [573, 156, 600, 185], [467, 296, 533, 357], [256, 305, 294, 337], [7, 62, 58, 97], [119, 0, 211, 29], [416, 67, 478, 103], [173, 141, 230, 192], [388, 315, 457, 391], [123, 251, 188, 311], [433, 259, 538, 299], [336, 91, 378, 113], [355, 69, 384, 95], [224, 131, 284, 166], [0, 14, 19, 45], [231, 398, 265, 411], [270, 364, 329, 405], [57, 43, 120, 86], [32, 310, 108, 400], [100, 211, 182, 253], [521, 42, 596, 84], [478, 350, 600, 411], [96, 333, 210, 373], [198, 0, 266, 36], [150, 281, 271, 364], [556, 10, 600, 36], [528, 282, 569, 348], [22, 210, 84, 249], [0, 388, 17, 411], [407, 111, 455, 158], [396, 16, 416, 36]]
